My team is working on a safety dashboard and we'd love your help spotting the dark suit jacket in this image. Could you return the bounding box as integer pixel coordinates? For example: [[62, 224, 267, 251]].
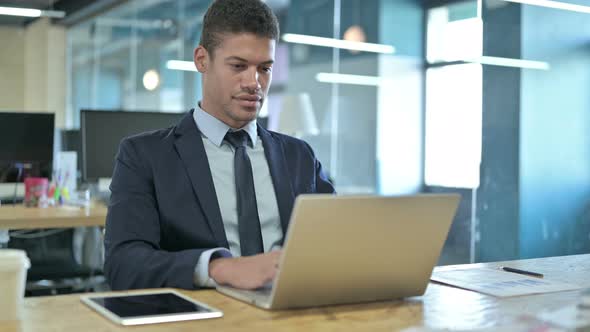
[[104, 110, 335, 290]]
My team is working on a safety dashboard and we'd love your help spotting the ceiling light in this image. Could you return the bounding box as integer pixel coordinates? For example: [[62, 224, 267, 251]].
[[142, 69, 160, 91], [465, 56, 550, 70], [283, 33, 395, 54], [501, 0, 590, 14], [343, 26, 366, 43], [166, 60, 198, 72], [316, 73, 391, 86], [0, 6, 65, 18], [343, 25, 367, 55]]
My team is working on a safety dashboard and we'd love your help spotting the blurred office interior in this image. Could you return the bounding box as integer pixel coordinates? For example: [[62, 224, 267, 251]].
[[0, 0, 588, 294]]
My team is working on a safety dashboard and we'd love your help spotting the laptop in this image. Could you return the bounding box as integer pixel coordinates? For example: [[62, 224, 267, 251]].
[[216, 193, 460, 310]]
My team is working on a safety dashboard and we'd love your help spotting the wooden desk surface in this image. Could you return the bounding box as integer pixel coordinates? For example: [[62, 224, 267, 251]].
[[0, 204, 107, 229], [5, 254, 589, 332]]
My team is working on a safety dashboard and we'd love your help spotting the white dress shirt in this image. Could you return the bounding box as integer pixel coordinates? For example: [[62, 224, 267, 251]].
[[192, 106, 283, 287]]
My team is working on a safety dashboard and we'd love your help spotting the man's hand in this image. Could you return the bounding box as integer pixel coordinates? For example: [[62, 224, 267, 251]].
[[209, 250, 282, 290]]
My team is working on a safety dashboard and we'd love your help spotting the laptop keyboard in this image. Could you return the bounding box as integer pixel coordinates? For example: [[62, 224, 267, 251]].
[[230, 284, 273, 303], [217, 281, 275, 307], [238, 283, 273, 297], [254, 285, 273, 296]]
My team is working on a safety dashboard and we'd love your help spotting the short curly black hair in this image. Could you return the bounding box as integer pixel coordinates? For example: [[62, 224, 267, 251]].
[[200, 0, 280, 56]]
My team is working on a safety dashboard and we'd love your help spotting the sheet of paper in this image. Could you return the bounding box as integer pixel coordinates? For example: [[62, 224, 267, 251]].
[[431, 268, 581, 297]]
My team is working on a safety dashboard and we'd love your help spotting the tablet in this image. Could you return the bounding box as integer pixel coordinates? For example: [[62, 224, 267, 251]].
[[81, 290, 223, 326]]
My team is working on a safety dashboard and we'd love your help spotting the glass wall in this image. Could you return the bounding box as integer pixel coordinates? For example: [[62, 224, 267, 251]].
[[67, 0, 590, 264], [424, 0, 590, 263], [424, 0, 482, 265], [68, 0, 205, 123], [67, 0, 425, 196], [482, 0, 590, 260]]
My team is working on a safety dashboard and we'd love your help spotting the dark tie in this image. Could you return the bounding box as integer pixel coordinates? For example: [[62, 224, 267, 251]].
[[224, 130, 264, 256]]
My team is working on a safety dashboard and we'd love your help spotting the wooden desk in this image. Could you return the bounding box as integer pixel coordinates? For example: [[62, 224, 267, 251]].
[[4, 254, 589, 332], [0, 204, 107, 230]]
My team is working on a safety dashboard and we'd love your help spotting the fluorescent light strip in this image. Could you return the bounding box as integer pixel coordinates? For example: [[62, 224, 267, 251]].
[[0, 6, 65, 18], [283, 33, 395, 54], [502, 0, 590, 14], [166, 60, 198, 72], [466, 56, 550, 70], [0, 6, 41, 17], [316, 73, 390, 86], [317, 56, 548, 87]]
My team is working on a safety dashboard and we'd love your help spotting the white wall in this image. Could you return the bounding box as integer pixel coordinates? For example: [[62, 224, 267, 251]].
[[0, 18, 66, 127], [0, 27, 26, 110]]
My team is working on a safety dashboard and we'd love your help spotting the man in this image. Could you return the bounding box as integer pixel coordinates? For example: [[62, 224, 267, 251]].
[[104, 0, 334, 291]]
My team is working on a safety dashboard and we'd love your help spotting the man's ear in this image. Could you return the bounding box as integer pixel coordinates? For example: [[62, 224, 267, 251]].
[[194, 45, 208, 73]]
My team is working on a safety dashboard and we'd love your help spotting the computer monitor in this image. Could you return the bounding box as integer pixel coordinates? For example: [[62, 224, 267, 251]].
[[0, 112, 55, 183], [58, 129, 83, 184], [61, 130, 81, 155], [80, 110, 185, 182]]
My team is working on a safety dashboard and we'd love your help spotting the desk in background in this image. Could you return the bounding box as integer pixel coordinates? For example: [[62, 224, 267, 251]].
[[0, 204, 107, 230], [0, 204, 108, 294], [3, 254, 588, 332]]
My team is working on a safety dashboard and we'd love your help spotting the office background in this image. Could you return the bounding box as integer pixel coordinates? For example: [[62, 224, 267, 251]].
[[0, 0, 588, 268]]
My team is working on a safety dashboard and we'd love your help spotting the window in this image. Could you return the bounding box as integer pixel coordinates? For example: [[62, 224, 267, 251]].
[[425, 1, 482, 188]]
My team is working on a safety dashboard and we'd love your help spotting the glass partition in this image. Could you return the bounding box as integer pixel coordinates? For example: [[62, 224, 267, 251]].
[[66, 0, 590, 264]]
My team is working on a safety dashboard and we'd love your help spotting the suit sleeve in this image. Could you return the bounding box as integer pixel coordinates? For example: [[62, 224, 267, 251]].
[[103, 138, 204, 290], [315, 157, 336, 194], [302, 141, 336, 194]]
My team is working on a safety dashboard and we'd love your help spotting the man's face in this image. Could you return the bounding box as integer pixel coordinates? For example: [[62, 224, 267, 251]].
[[195, 33, 275, 129]]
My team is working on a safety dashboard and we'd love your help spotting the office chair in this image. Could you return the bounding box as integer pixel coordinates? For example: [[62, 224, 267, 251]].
[[8, 227, 105, 296]]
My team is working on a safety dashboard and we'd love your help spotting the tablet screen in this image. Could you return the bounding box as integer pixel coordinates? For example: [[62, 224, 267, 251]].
[[90, 293, 211, 317], [83, 291, 222, 325]]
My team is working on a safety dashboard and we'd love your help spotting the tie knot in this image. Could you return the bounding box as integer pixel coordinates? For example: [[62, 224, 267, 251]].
[[224, 130, 249, 149]]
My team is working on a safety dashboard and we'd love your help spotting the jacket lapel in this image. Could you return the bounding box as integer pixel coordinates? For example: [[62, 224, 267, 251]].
[[173, 110, 228, 248], [258, 126, 295, 236]]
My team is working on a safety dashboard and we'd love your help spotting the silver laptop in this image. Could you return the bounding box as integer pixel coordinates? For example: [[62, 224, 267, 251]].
[[216, 193, 460, 310]]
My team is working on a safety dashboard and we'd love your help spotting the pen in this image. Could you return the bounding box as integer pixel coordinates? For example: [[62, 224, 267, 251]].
[[501, 266, 544, 278]]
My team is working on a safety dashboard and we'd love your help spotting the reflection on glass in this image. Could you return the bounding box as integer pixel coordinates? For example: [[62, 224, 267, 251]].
[[425, 64, 482, 189], [427, 1, 481, 63]]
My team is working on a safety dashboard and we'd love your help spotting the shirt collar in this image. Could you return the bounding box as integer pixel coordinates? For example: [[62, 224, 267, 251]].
[[193, 103, 258, 148]]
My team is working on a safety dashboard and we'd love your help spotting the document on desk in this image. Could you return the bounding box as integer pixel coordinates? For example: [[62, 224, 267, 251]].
[[431, 268, 581, 297]]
